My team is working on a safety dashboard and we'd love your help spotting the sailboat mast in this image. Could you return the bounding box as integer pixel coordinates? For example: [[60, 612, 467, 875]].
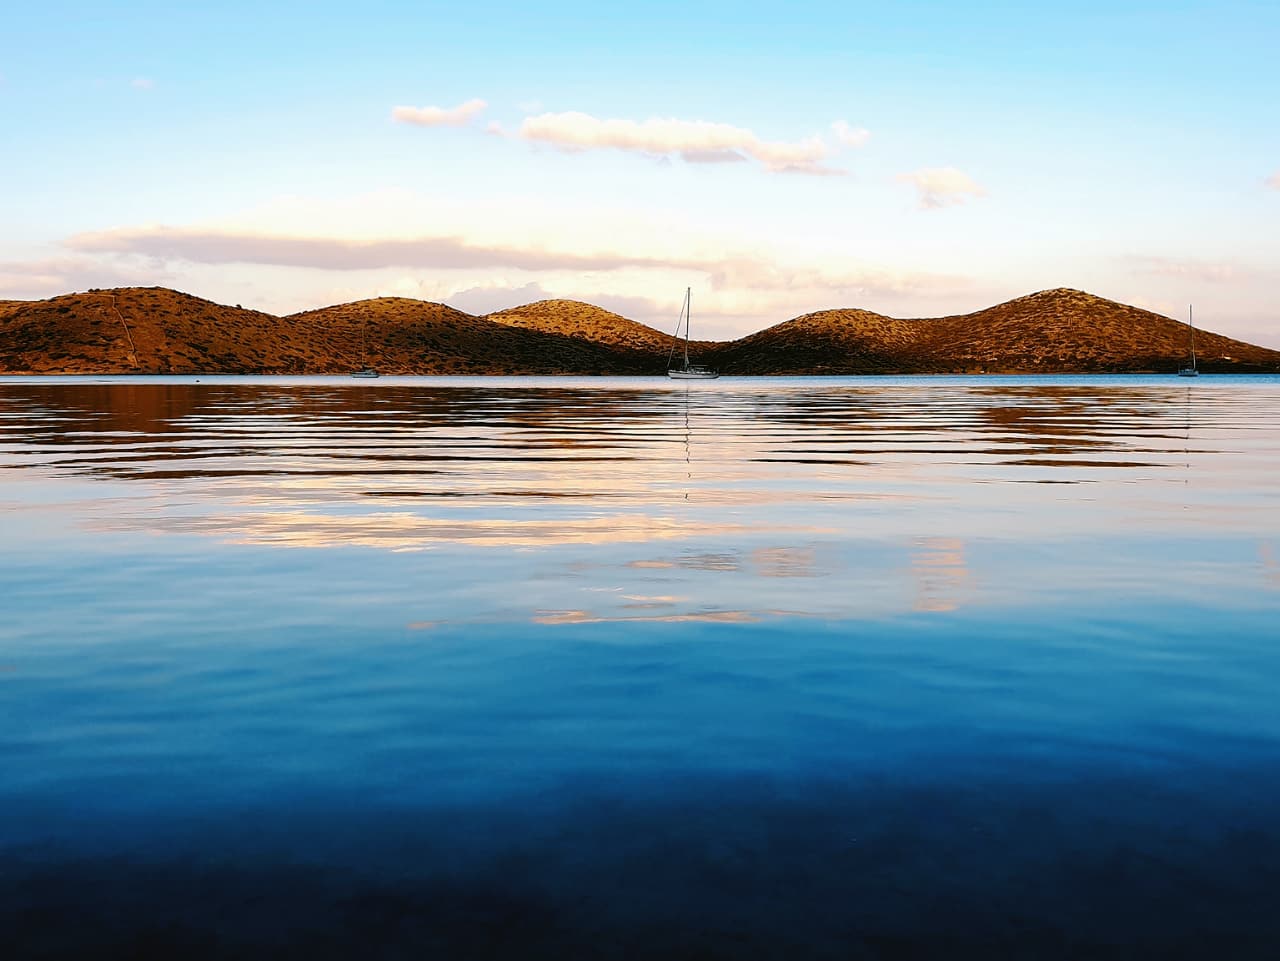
[[1189, 304, 1196, 368], [683, 287, 691, 368]]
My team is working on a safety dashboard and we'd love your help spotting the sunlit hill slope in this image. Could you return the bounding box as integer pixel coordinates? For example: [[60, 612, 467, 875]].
[[710, 289, 1280, 374], [1, 286, 1277, 375], [0, 288, 644, 375]]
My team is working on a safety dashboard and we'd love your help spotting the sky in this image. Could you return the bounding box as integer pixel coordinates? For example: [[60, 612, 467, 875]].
[[2, 0, 1278, 344]]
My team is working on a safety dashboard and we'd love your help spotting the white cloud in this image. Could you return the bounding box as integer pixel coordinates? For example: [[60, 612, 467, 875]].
[[1267, 170, 1280, 190], [0, 256, 171, 297], [66, 225, 685, 272], [391, 98, 487, 127], [444, 282, 664, 320], [445, 282, 553, 315], [897, 167, 987, 209], [830, 120, 870, 147], [63, 224, 967, 306], [130, 77, 154, 90], [681, 149, 748, 165], [1129, 256, 1251, 283], [53, 187, 979, 335], [516, 110, 844, 176], [1126, 295, 1179, 319]]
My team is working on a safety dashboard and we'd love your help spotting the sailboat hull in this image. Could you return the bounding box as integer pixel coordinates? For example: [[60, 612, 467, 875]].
[[667, 369, 719, 380]]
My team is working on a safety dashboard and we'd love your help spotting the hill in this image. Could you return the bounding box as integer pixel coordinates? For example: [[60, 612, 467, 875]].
[[0, 301, 28, 321], [486, 299, 699, 363], [0, 287, 283, 374], [0, 288, 646, 375], [287, 297, 644, 374], [709, 288, 1280, 374], [1, 286, 1277, 375], [909, 287, 1278, 373], [708, 307, 929, 374]]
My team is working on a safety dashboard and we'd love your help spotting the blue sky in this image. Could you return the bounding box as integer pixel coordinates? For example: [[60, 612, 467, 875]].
[[3, 0, 1278, 343]]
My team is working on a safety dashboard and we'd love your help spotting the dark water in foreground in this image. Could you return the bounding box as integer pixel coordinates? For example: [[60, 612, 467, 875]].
[[2, 375, 1279, 959]]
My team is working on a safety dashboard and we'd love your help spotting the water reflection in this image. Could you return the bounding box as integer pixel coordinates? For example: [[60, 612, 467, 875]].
[[910, 537, 972, 612], [2, 376, 1279, 625], [4, 376, 1280, 958], [1262, 541, 1280, 590]]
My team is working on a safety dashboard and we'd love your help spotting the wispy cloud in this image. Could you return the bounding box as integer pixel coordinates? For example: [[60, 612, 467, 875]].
[[681, 149, 749, 165], [897, 166, 986, 209], [830, 120, 870, 147], [1267, 170, 1280, 190], [64, 225, 965, 304], [444, 281, 553, 315], [1126, 295, 1179, 319], [66, 225, 683, 272], [130, 77, 154, 91], [516, 110, 844, 176], [444, 281, 663, 320], [1129, 256, 1251, 283], [0, 256, 170, 296], [391, 98, 487, 127]]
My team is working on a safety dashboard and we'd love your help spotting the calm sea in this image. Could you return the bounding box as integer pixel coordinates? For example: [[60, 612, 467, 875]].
[[3, 375, 1279, 959]]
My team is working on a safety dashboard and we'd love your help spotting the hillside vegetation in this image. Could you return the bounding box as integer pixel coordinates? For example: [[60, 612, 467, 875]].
[[1, 286, 1276, 375]]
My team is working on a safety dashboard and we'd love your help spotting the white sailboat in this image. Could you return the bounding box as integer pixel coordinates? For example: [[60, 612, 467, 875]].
[[351, 320, 379, 378], [666, 287, 719, 379], [1178, 305, 1198, 377]]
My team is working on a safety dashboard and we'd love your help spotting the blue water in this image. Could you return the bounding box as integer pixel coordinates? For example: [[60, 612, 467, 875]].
[[2, 375, 1279, 958]]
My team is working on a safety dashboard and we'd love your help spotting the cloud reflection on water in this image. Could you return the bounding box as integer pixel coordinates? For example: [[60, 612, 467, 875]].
[[910, 537, 973, 613], [2, 376, 1278, 624]]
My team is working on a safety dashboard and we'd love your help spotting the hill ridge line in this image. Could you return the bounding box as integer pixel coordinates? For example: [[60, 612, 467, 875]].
[[2, 285, 1277, 375]]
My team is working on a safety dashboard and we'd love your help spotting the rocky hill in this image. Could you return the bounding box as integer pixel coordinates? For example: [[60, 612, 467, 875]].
[[709, 288, 1280, 374], [0, 288, 646, 375], [912, 288, 1275, 373], [708, 307, 928, 374], [487, 299, 709, 362], [1, 286, 1276, 375], [0, 287, 282, 374], [286, 298, 644, 374]]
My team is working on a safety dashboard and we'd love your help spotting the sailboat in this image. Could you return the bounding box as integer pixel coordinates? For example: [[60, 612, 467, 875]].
[[666, 287, 719, 379], [351, 320, 379, 378], [1178, 305, 1198, 377]]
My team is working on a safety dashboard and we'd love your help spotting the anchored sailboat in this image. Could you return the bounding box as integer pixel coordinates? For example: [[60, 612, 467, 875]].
[[1178, 305, 1198, 377], [666, 287, 718, 379], [351, 320, 379, 378]]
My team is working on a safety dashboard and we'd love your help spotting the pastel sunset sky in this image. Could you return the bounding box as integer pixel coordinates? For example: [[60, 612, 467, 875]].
[[4, 0, 1278, 343]]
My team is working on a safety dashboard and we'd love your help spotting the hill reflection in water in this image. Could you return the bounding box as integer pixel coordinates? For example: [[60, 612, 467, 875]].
[[1, 376, 1273, 624], [2, 375, 1280, 959]]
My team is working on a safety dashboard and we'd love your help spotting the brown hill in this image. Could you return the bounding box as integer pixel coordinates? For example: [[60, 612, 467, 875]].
[[287, 297, 642, 374], [711, 288, 1280, 374], [2, 285, 1277, 375], [485, 299, 700, 362], [0, 301, 27, 321], [709, 307, 929, 374], [911, 287, 1277, 373], [0, 288, 645, 375], [0, 287, 283, 374]]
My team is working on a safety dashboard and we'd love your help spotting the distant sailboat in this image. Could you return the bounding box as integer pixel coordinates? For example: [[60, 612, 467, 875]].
[[666, 287, 718, 380], [351, 320, 379, 378], [1178, 305, 1198, 377]]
